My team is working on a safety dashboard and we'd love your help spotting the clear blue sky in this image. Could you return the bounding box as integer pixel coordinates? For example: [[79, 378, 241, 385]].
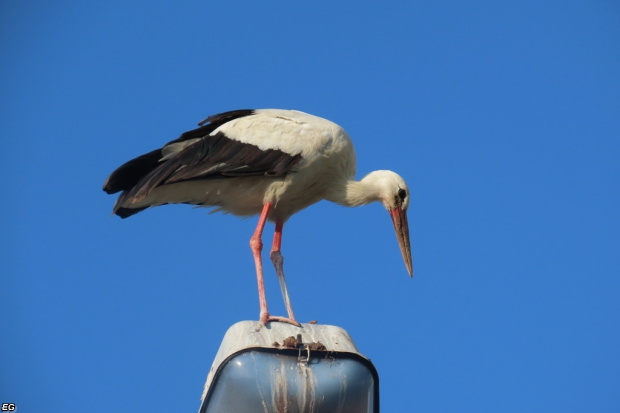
[[2, 1, 619, 412]]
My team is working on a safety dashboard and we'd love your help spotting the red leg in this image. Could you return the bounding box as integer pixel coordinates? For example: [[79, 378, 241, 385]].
[[270, 220, 298, 324], [250, 204, 300, 327], [250, 203, 270, 325]]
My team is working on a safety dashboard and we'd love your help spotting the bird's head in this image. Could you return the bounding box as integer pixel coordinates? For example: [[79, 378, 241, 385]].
[[362, 170, 413, 277]]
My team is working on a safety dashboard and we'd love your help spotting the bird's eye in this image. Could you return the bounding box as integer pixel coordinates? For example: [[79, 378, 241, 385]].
[[398, 188, 407, 200]]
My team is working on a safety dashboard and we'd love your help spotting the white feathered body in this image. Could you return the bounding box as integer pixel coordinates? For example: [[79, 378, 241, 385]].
[[119, 109, 357, 222]]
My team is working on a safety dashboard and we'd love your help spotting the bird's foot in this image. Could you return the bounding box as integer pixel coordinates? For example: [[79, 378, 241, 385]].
[[260, 312, 301, 327]]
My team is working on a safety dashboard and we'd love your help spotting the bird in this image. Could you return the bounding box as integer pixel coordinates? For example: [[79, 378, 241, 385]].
[[103, 109, 413, 327]]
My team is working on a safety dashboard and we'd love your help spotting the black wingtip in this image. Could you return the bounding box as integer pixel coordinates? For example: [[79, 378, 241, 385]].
[[103, 149, 163, 194], [114, 206, 148, 218], [102, 178, 117, 194]]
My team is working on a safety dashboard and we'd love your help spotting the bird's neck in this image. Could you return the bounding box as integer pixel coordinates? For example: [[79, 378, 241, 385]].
[[327, 175, 382, 207]]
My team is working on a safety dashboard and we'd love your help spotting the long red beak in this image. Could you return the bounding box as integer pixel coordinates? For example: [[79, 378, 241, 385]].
[[389, 206, 413, 277]]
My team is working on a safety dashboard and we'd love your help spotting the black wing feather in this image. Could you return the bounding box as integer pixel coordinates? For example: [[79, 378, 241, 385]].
[[103, 109, 303, 218], [103, 109, 255, 194], [102, 149, 161, 194]]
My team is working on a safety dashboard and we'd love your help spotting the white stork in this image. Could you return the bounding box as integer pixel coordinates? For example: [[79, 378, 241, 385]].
[[103, 109, 412, 326]]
